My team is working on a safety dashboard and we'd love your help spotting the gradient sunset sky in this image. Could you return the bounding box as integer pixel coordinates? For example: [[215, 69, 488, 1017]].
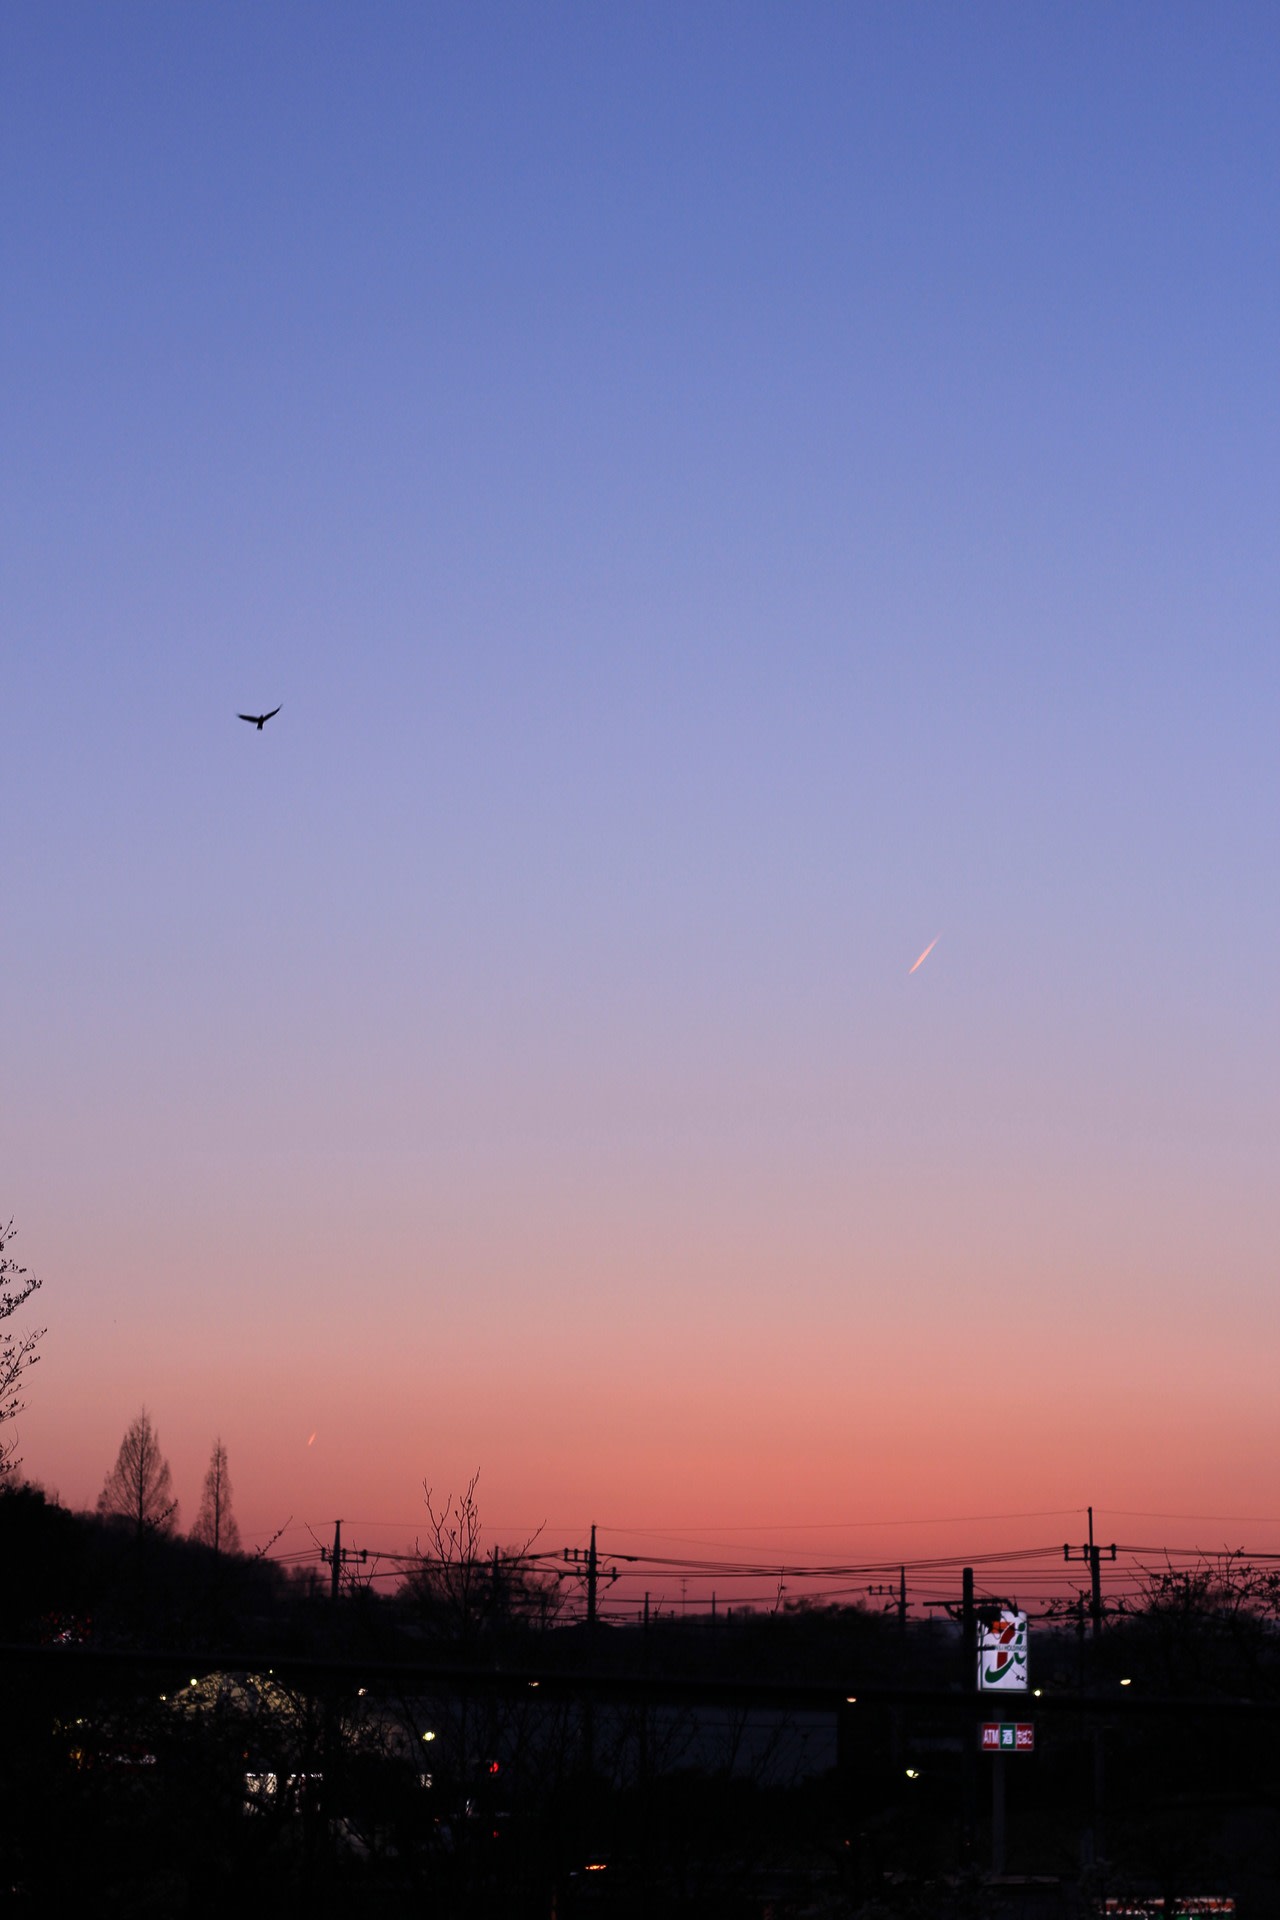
[[4, 3, 1278, 1577]]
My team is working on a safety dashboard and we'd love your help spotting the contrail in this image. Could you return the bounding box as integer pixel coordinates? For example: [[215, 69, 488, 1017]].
[[908, 935, 939, 974]]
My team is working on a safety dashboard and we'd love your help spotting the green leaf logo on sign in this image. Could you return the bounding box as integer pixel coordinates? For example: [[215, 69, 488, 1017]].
[[978, 1609, 1029, 1691]]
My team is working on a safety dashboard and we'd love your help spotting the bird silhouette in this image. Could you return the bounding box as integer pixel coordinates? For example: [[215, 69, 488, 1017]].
[[238, 706, 281, 731]]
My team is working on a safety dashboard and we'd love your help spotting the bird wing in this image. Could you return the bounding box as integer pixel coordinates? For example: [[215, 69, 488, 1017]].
[[262, 705, 282, 722], [237, 713, 259, 723]]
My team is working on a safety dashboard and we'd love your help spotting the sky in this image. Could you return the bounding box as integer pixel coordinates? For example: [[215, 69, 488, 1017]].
[[3, 3, 1279, 1588]]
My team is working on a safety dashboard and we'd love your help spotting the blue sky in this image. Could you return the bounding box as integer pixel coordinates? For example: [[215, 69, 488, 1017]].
[[3, 3, 1279, 1547]]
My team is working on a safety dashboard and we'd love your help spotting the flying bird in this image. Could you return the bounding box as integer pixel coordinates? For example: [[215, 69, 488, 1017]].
[[238, 705, 281, 730], [908, 935, 939, 974]]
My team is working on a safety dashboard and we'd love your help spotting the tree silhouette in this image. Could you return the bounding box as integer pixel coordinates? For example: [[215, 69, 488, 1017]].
[[407, 1470, 558, 1644], [191, 1437, 241, 1554], [97, 1408, 178, 1539], [0, 1216, 45, 1476]]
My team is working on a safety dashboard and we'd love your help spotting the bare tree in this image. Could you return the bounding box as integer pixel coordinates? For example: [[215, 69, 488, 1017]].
[[97, 1408, 178, 1539], [411, 1471, 487, 1642], [190, 1437, 241, 1554], [0, 1217, 45, 1476], [407, 1471, 559, 1643]]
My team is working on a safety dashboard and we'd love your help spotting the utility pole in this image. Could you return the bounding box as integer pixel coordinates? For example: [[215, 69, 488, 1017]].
[[561, 1524, 621, 1788], [317, 1518, 367, 1868], [867, 1569, 908, 1633], [588, 1523, 598, 1629], [1064, 1507, 1116, 1636], [923, 1575, 1025, 1875], [1064, 1508, 1114, 1866], [925, 1571, 979, 1853], [563, 1525, 616, 1628], [584, 1525, 599, 1794], [321, 1520, 368, 1602]]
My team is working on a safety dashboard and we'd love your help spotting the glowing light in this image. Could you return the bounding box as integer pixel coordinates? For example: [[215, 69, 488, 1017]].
[[307, 1432, 317, 1446], [908, 936, 939, 975]]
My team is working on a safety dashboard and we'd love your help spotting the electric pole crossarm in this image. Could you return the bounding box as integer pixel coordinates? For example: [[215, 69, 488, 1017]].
[[320, 1521, 370, 1603]]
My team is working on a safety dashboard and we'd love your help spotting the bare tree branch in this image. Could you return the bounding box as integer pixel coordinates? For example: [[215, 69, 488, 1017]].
[[0, 1217, 45, 1476]]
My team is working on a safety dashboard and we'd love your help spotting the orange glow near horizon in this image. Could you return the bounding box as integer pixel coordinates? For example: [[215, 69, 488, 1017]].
[[7, 5, 1280, 1634]]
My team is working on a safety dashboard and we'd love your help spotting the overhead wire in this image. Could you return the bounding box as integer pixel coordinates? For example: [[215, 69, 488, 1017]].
[[268, 1524, 1280, 1621]]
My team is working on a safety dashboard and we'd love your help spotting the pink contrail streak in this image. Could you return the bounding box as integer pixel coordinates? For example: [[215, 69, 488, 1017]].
[[908, 936, 939, 974]]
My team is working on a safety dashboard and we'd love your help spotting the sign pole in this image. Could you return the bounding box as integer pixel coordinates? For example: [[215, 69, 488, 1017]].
[[976, 1601, 1031, 1877]]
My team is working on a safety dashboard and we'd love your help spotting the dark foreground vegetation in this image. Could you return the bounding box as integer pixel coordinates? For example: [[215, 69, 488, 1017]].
[[3, 1480, 1280, 1916]]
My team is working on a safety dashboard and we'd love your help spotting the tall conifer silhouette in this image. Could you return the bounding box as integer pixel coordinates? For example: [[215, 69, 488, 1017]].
[[97, 1409, 178, 1539], [192, 1437, 241, 1554]]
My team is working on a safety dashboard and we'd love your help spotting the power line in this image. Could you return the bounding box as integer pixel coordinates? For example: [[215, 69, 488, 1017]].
[[596, 1507, 1087, 1537], [1101, 1508, 1280, 1525]]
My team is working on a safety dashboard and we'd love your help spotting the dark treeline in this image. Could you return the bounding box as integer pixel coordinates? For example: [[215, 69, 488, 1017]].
[[4, 1480, 1280, 1917]]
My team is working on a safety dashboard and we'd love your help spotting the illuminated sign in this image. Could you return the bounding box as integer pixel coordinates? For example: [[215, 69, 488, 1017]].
[[980, 1721, 1034, 1753], [1101, 1903, 1234, 1917], [978, 1609, 1028, 1690]]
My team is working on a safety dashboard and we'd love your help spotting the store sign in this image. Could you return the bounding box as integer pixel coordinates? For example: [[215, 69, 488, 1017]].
[[978, 1609, 1028, 1690], [980, 1721, 1034, 1753]]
